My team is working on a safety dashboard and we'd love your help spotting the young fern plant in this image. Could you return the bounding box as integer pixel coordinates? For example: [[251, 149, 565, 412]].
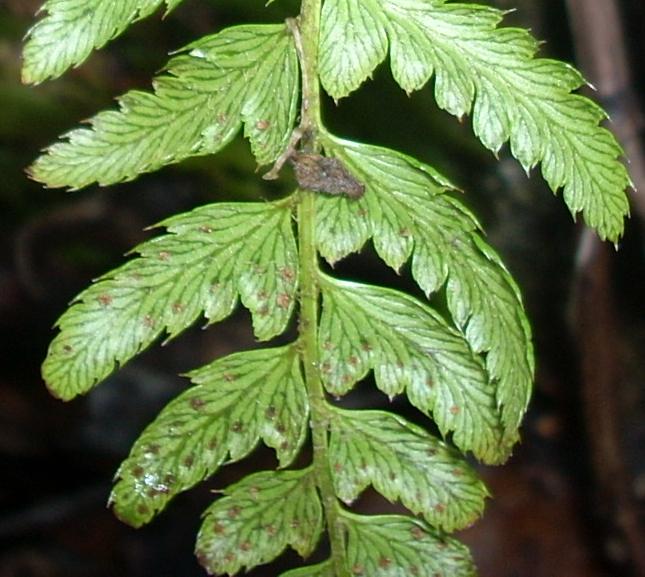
[[23, 0, 630, 575]]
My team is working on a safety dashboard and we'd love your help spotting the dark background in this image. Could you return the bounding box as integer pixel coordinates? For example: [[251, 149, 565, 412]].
[[1, 1, 644, 576]]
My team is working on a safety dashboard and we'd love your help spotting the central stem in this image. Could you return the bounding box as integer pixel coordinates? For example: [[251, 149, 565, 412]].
[[296, 0, 322, 143], [295, 1, 348, 575], [299, 195, 346, 576]]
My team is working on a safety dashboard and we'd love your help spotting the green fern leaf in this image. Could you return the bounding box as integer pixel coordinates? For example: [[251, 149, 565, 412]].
[[319, 0, 387, 100], [319, 275, 509, 464], [341, 512, 476, 577], [319, 0, 630, 241], [328, 408, 488, 531], [29, 24, 299, 188], [280, 561, 334, 577], [43, 201, 297, 400], [318, 135, 533, 439], [111, 345, 308, 527], [22, 0, 185, 84], [195, 468, 323, 575]]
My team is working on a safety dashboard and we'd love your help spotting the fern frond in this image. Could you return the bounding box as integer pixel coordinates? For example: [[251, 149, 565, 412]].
[[111, 346, 308, 526], [42, 201, 298, 399], [196, 469, 323, 575], [318, 135, 533, 440], [320, 0, 630, 241], [23, 0, 185, 83], [319, 275, 510, 463], [30, 25, 299, 188]]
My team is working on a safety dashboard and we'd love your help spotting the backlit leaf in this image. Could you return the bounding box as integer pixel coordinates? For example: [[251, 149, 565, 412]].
[[319, 275, 509, 464], [319, 0, 388, 100], [319, 0, 630, 241], [29, 24, 299, 187], [43, 200, 298, 400], [111, 345, 308, 527], [329, 408, 488, 531], [22, 0, 185, 83], [319, 135, 533, 439], [341, 512, 476, 577], [195, 468, 323, 575]]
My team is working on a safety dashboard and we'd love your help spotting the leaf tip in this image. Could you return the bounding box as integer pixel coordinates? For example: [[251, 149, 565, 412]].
[[20, 68, 36, 86], [43, 381, 69, 401], [111, 502, 146, 529]]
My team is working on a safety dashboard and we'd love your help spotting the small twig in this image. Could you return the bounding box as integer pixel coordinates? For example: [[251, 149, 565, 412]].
[[285, 17, 313, 134], [263, 127, 305, 181], [263, 17, 317, 182]]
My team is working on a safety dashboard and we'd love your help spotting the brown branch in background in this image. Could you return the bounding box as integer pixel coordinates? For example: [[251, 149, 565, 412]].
[[566, 0, 645, 219], [566, 0, 645, 575], [572, 233, 645, 575]]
